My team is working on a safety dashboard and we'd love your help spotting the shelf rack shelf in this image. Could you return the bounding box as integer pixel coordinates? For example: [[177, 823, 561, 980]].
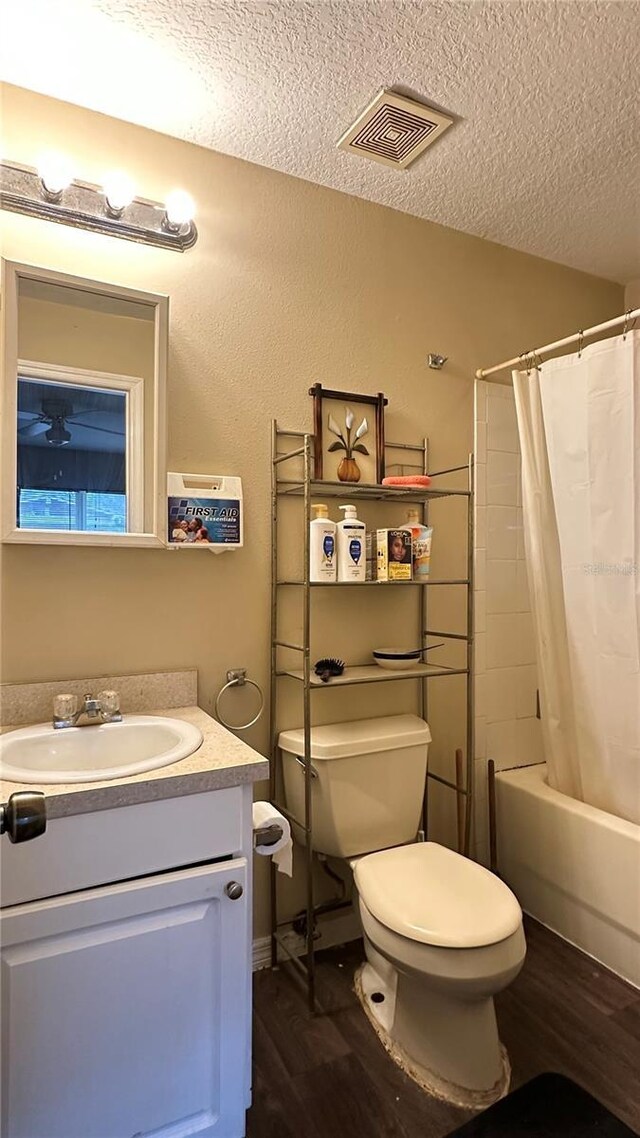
[[279, 664, 469, 686], [276, 478, 470, 502], [277, 578, 470, 587], [269, 421, 474, 1012]]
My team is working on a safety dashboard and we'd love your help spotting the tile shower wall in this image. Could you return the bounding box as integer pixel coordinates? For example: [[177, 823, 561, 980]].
[[474, 380, 541, 864]]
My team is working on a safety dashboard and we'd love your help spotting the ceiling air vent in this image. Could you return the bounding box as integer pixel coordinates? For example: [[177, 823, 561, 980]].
[[337, 89, 453, 170]]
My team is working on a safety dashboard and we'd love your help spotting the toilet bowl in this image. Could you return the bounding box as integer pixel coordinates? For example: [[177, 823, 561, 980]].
[[353, 841, 526, 1109], [279, 714, 526, 1107]]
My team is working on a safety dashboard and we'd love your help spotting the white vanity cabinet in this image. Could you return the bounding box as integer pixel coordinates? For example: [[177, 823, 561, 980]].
[[0, 784, 256, 1138]]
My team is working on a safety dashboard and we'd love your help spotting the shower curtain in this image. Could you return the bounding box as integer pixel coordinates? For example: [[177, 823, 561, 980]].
[[513, 330, 640, 826]]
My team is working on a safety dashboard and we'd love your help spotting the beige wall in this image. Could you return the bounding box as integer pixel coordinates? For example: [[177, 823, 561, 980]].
[[17, 292, 155, 379], [0, 83, 623, 934], [625, 279, 640, 310]]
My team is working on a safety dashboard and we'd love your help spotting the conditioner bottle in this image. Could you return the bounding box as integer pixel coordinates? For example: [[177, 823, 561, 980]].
[[337, 505, 366, 582], [310, 504, 337, 582]]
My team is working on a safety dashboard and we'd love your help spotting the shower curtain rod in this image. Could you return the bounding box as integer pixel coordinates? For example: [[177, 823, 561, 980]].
[[476, 306, 639, 380]]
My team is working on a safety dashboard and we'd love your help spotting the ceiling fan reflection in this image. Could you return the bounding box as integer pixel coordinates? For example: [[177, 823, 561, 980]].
[[18, 398, 125, 448]]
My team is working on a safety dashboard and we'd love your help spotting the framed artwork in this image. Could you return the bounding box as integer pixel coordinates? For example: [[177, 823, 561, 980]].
[[308, 384, 387, 484]]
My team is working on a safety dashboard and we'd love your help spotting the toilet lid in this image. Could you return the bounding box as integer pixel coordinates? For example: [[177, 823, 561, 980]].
[[354, 842, 522, 948]]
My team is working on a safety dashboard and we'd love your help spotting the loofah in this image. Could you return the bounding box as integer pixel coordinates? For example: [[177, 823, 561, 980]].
[[382, 474, 432, 487]]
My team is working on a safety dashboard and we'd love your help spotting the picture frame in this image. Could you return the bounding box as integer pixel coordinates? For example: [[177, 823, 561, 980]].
[[308, 384, 387, 484]]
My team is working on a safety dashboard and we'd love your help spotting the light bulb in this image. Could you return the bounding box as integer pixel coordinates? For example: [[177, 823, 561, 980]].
[[103, 170, 135, 214], [164, 189, 195, 228], [37, 151, 73, 199], [45, 420, 71, 447]]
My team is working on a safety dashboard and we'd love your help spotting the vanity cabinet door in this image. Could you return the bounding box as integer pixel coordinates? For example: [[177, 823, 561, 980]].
[[0, 858, 249, 1138]]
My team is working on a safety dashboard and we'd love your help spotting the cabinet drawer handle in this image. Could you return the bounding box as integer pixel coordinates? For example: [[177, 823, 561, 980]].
[[0, 792, 47, 843], [225, 881, 244, 901]]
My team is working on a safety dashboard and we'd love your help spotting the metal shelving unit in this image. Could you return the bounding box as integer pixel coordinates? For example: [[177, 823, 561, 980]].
[[269, 421, 474, 1011]]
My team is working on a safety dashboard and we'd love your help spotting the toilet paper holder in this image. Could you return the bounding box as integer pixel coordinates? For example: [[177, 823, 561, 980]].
[[253, 821, 284, 848], [252, 802, 293, 876]]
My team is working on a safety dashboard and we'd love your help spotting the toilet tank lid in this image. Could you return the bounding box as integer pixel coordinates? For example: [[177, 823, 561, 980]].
[[278, 714, 431, 760]]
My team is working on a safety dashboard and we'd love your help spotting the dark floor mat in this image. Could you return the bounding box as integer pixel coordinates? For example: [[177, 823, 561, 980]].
[[445, 1073, 639, 1137]]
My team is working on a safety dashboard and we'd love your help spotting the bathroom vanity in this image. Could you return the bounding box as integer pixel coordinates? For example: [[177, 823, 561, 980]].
[[0, 681, 268, 1138]]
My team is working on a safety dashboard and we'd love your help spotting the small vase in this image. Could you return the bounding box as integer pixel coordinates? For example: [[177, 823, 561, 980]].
[[337, 457, 361, 483]]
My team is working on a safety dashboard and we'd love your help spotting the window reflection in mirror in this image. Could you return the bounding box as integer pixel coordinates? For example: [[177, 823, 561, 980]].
[[17, 377, 128, 533], [2, 262, 167, 547]]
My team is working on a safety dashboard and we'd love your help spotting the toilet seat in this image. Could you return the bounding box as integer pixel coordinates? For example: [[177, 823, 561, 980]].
[[358, 895, 527, 991], [353, 842, 522, 948]]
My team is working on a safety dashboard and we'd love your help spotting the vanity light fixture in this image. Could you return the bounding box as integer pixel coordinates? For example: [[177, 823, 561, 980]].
[[163, 189, 196, 232], [38, 151, 74, 203], [0, 157, 198, 252], [102, 170, 136, 218]]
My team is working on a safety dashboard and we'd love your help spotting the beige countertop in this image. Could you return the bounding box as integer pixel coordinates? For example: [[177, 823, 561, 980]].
[[0, 705, 269, 819]]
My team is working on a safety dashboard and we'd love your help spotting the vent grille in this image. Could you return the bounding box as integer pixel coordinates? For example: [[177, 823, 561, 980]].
[[338, 89, 453, 170]]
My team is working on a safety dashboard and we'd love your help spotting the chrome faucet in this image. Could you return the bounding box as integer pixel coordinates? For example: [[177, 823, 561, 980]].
[[53, 691, 122, 729]]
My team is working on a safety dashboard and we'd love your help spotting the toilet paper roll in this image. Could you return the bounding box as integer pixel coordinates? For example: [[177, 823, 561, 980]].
[[252, 801, 293, 876]]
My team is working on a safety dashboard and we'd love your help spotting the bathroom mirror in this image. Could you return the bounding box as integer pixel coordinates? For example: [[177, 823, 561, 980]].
[[1, 260, 168, 547]]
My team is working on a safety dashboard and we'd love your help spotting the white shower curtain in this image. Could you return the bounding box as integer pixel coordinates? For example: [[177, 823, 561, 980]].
[[513, 330, 640, 826]]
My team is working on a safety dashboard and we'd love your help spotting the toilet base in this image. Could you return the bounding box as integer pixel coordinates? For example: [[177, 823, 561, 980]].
[[354, 963, 511, 1110]]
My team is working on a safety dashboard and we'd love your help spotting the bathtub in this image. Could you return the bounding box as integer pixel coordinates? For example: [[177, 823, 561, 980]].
[[495, 763, 640, 989]]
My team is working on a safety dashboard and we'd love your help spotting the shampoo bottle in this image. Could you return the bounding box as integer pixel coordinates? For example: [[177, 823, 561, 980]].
[[310, 504, 337, 582], [403, 509, 433, 582], [337, 505, 366, 582]]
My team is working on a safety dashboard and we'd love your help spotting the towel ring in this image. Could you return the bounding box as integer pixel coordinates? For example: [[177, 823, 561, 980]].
[[215, 669, 264, 731]]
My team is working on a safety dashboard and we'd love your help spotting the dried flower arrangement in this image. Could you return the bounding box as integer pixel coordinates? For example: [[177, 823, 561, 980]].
[[327, 407, 369, 483]]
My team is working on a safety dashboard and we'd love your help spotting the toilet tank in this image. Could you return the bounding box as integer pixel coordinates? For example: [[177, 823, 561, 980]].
[[278, 715, 431, 859]]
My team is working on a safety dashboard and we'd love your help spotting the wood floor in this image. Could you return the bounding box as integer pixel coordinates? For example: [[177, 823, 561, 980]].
[[247, 917, 640, 1138]]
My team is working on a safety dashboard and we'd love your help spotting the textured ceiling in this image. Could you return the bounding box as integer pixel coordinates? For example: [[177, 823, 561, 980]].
[[1, 0, 639, 283]]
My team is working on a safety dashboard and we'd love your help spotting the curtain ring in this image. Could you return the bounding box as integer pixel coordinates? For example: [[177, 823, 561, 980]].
[[521, 350, 531, 376], [532, 349, 544, 371], [622, 310, 636, 340], [577, 330, 584, 359], [526, 350, 539, 375]]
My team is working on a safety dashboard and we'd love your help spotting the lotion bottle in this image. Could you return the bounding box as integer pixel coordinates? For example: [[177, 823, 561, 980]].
[[337, 505, 366, 582], [310, 504, 337, 582], [402, 508, 433, 582]]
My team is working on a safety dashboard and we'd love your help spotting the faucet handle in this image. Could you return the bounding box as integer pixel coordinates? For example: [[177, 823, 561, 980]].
[[97, 690, 121, 719], [53, 693, 78, 721]]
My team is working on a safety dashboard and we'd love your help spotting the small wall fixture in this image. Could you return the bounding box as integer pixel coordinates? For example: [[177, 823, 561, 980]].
[[428, 354, 448, 370], [0, 157, 198, 252]]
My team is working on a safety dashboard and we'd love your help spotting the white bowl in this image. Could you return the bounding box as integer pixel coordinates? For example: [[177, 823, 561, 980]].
[[372, 648, 421, 671]]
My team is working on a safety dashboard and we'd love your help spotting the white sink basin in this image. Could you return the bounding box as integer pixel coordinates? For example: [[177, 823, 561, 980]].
[[0, 715, 204, 784]]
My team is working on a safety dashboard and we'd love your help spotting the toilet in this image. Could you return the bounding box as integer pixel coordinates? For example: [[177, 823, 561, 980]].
[[279, 714, 526, 1108]]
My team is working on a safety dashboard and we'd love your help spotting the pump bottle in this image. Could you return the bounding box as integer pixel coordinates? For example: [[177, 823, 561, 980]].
[[402, 508, 433, 582], [337, 505, 366, 582], [310, 504, 336, 582]]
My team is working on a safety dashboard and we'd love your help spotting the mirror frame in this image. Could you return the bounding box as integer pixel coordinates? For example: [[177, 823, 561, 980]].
[[1, 259, 168, 548]]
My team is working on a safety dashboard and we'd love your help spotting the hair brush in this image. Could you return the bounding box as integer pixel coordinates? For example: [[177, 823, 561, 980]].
[[314, 657, 345, 683]]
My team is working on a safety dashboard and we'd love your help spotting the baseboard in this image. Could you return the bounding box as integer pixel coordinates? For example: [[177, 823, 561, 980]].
[[252, 936, 273, 971], [252, 908, 361, 971]]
